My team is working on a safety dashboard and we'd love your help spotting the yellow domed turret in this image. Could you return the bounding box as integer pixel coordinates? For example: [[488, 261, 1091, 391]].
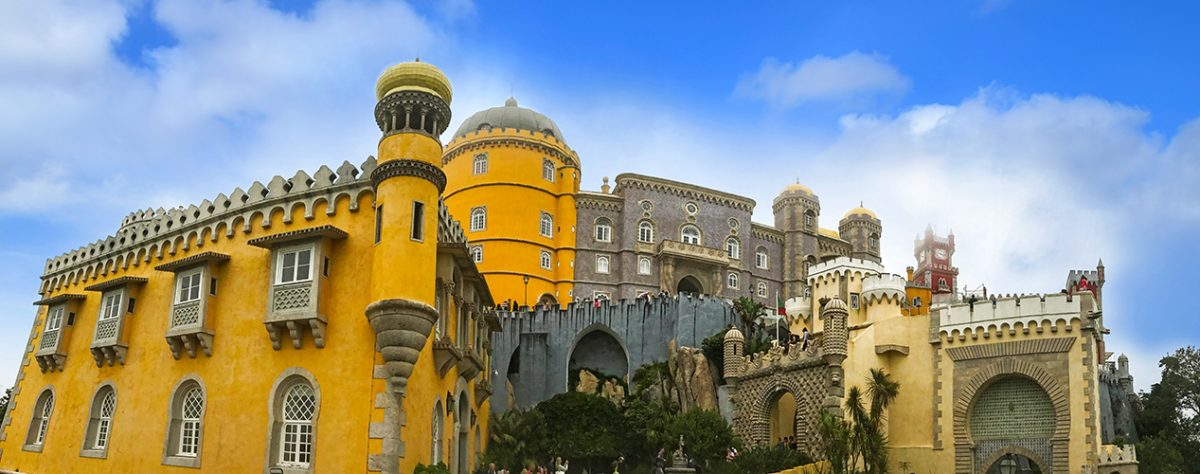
[[375, 60, 453, 104], [843, 204, 876, 219], [783, 180, 813, 195]]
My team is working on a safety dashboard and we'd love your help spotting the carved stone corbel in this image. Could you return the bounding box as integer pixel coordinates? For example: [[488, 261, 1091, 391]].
[[366, 298, 438, 398]]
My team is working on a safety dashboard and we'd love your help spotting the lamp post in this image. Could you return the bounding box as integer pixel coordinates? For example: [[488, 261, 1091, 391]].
[[523, 275, 530, 307]]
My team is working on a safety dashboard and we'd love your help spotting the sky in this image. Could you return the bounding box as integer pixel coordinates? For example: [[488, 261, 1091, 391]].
[[1, 0, 1198, 393]]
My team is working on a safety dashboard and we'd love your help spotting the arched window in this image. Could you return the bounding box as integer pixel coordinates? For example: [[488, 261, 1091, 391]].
[[727, 272, 739, 289], [757, 282, 768, 298], [681, 225, 701, 245], [278, 382, 317, 468], [726, 238, 740, 259], [638, 257, 652, 275], [540, 250, 552, 270], [83, 385, 117, 454], [163, 379, 205, 467], [542, 159, 555, 182], [540, 212, 553, 238], [26, 388, 54, 448], [472, 154, 488, 175], [596, 255, 610, 274], [594, 218, 612, 242], [938, 278, 948, 290], [638, 221, 655, 243], [804, 210, 815, 229], [469, 207, 486, 232], [432, 400, 444, 464], [756, 247, 769, 269], [469, 245, 483, 263]]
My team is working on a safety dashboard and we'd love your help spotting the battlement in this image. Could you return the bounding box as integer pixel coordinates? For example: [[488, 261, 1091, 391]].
[[862, 274, 906, 303], [807, 256, 885, 281], [935, 292, 1095, 340], [1097, 444, 1137, 466]]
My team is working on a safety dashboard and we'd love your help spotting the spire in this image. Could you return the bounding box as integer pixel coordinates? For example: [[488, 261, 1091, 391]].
[[505, 96, 518, 107]]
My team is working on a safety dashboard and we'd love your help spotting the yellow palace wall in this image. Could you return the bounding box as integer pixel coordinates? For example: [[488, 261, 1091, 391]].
[[1, 188, 491, 473], [443, 128, 579, 307]]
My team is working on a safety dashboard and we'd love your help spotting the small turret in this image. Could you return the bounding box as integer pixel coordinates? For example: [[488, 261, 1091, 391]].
[[723, 326, 745, 381], [839, 203, 881, 263], [821, 298, 848, 365]]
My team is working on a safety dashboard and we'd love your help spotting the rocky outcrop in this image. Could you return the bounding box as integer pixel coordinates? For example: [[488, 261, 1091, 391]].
[[600, 378, 626, 404], [668, 346, 719, 412], [573, 368, 628, 405]]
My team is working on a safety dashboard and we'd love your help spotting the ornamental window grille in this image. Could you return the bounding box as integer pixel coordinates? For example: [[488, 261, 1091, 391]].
[[756, 248, 769, 269], [100, 293, 122, 321], [179, 388, 204, 457], [638, 257, 652, 275], [472, 154, 488, 175], [277, 247, 313, 284], [726, 238, 740, 259], [469, 245, 483, 263], [177, 269, 203, 304], [638, 221, 655, 243], [596, 255, 610, 274], [757, 282, 768, 298], [727, 272, 739, 289], [681, 225, 701, 245], [542, 159, 555, 182], [46, 306, 63, 332], [595, 218, 612, 242], [28, 390, 53, 446], [87, 388, 117, 450], [470, 207, 486, 232], [540, 251, 552, 270], [280, 383, 316, 467], [540, 213, 553, 238]]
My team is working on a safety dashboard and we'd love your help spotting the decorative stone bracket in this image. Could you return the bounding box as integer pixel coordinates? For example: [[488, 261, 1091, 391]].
[[458, 347, 484, 380], [366, 298, 438, 397], [432, 337, 463, 377]]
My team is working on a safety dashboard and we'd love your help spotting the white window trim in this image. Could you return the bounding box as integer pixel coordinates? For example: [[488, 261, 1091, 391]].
[[540, 212, 554, 238], [470, 207, 487, 232], [275, 245, 315, 285], [681, 225, 701, 245], [540, 251, 552, 270], [726, 238, 740, 259], [757, 282, 767, 297], [638, 257, 652, 275], [469, 245, 483, 263], [542, 159, 555, 182], [595, 220, 612, 242], [472, 154, 488, 175], [46, 306, 64, 332], [176, 268, 204, 304], [727, 272, 739, 289], [756, 249, 769, 270], [99, 290, 124, 321], [596, 255, 610, 274], [638, 221, 655, 243]]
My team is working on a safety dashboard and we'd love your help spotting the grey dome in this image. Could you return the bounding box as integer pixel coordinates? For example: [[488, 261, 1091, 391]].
[[453, 97, 565, 142]]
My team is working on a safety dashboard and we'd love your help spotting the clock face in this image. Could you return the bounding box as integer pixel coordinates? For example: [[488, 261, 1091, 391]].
[[935, 248, 947, 260]]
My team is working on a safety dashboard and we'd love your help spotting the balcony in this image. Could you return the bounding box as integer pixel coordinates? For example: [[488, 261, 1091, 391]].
[[432, 336, 462, 376], [84, 277, 147, 367], [264, 281, 328, 350], [249, 226, 346, 350], [156, 252, 228, 359], [165, 301, 214, 358], [32, 294, 85, 373], [457, 346, 484, 380], [657, 239, 729, 266]]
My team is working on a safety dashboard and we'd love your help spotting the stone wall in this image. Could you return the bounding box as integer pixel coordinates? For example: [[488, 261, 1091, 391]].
[[489, 293, 739, 413]]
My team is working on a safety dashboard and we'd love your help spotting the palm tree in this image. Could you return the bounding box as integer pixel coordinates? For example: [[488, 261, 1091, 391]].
[[732, 297, 767, 344], [816, 369, 901, 474]]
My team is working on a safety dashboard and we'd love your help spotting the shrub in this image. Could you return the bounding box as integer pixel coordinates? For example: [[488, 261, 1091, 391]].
[[708, 446, 813, 474]]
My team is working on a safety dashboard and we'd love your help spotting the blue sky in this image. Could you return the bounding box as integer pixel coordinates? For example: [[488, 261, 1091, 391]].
[[1, 0, 1198, 392]]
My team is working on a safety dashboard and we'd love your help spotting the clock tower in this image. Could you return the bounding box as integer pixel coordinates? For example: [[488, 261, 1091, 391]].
[[914, 225, 959, 295]]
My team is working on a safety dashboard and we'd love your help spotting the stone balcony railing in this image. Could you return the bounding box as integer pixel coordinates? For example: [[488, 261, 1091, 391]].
[[657, 239, 728, 265], [90, 316, 128, 366], [264, 280, 327, 350], [166, 300, 214, 359], [35, 329, 67, 372]]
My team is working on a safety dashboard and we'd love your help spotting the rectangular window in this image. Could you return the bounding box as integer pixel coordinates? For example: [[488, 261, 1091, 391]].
[[375, 204, 383, 244], [100, 293, 122, 320], [540, 251, 552, 270], [470, 245, 483, 263], [210, 278, 218, 296], [180, 420, 199, 456], [411, 201, 425, 241], [281, 422, 313, 466], [756, 252, 769, 270], [278, 247, 313, 284], [46, 307, 64, 331], [177, 270, 203, 303], [850, 293, 860, 309]]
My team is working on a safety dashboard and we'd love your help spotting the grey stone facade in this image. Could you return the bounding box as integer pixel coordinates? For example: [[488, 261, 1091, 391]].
[[489, 293, 741, 413]]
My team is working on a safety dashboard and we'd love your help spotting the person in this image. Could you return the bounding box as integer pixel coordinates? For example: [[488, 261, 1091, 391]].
[[520, 466, 532, 474], [555, 457, 569, 474], [654, 447, 667, 474], [726, 446, 738, 462], [486, 463, 499, 474], [611, 455, 626, 473], [801, 327, 811, 351]]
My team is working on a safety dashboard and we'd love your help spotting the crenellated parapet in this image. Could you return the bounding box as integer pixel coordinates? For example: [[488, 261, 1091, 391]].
[[862, 273, 906, 304], [736, 339, 824, 379], [934, 292, 1097, 343], [806, 256, 885, 284]]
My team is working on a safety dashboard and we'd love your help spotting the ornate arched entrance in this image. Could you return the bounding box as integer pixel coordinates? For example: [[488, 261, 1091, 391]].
[[959, 368, 1064, 473], [677, 275, 703, 294], [767, 389, 798, 446]]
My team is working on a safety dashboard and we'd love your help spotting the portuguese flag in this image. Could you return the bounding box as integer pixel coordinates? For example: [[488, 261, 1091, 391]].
[[776, 293, 786, 316]]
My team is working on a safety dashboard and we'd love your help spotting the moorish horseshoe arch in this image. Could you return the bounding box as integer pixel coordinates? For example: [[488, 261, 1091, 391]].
[[953, 358, 1070, 473], [742, 372, 822, 452]]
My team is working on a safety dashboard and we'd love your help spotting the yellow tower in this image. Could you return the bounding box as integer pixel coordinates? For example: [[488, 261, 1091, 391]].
[[443, 97, 580, 307]]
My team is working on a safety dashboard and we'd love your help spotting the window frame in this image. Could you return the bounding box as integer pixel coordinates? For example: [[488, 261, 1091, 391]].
[[726, 238, 740, 259], [176, 268, 204, 304], [637, 220, 655, 243], [680, 225, 701, 245], [637, 257, 652, 275], [472, 154, 488, 175], [540, 250, 552, 270], [99, 291, 124, 321], [596, 255, 610, 274], [756, 248, 769, 270], [469, 207, 486, 232], [594, 218, 612, 243], [162, 377, 207, 468], [469, 245, 483, 263], [275, 245, 315, 285], [542, 158, 555, 182], [727, 272, 739, 289], [81, 384, 117, 458], [540, 212, 554, 238], [266, 370, 320, 473], [757, 282, 768, 298], [24, 388, 54, 451], [46, 306, 64, 332]]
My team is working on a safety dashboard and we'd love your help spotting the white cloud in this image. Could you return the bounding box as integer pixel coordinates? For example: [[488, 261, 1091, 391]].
[[735, 51, 911, 109]]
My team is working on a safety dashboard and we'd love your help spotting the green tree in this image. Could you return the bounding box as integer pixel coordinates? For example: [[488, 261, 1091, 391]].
[[668, 408, 739, 469], [1135, 346, 1200, 473], [1135, 436, 1184, 474], [622, 396, 678, 466], [708, 445, 813, 474], [0, 387, 10, 423], [732, 297, 767, 343], [816, 368, 900, 474], [483, 408, 546, 471], [536, 392, 627, 473]]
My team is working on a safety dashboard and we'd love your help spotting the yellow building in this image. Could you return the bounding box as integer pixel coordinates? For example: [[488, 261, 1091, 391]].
[[0, 61, 497, 474], [442, 97, 580, 308]]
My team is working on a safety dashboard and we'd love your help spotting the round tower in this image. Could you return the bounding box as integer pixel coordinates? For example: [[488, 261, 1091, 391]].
[[772, 182, 821, 299], [442, 97, 580, 307], [364, 60, 452, 395], [838, 204, 881, 263], [722, 326, 745, 382], [820, 298, 848, 365]]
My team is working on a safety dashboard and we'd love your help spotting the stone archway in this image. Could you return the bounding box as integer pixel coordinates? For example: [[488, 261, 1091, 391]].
[[456, 388, 471, 473], [567, 325, 630, 396], [767, 389, 798, 447], [537, 293, 557, 306], [954, 359, 1070, 473], [677, 275, 704, 294]]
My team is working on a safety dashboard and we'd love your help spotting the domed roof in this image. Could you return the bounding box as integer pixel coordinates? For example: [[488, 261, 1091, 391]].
[[782, 181, 813, 195], [723, 326, 744, 342], [843, 204, 877, 219], [375, 60, 453, 104], [453, 97, 565, 142]]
